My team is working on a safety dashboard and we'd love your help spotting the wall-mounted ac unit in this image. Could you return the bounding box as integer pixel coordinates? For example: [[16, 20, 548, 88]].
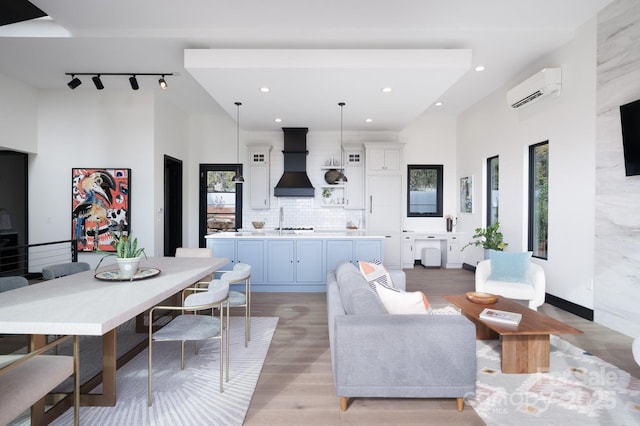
[[507, 68, 561, 109]]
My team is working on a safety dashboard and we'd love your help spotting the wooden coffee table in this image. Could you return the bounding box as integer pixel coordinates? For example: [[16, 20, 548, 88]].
[[443, 294, 582, 374]]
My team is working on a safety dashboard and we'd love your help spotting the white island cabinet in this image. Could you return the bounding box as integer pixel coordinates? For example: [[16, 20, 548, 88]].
[[206, 233, 383, 292]]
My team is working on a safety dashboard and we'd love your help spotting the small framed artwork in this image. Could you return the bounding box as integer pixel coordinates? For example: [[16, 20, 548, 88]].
[[71, 168, 131, 252], [460, 176, 473, 213]]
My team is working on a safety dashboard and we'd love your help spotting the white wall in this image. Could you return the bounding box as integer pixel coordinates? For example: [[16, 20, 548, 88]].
[[457, 17, 598, 310], [153, 95, 189, 255], [0, 74, 38, 153], [31, 90, 156, 266], [399, 114, 458, 232]]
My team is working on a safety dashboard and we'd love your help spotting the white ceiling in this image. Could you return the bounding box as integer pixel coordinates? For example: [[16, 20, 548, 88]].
[[0, 0, 612, 131]]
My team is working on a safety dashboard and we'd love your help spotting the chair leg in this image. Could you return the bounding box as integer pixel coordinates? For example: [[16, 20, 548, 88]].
[[456, 396, 464, 412], [180, 341, 185, 370], [148, 340, 153, 406]]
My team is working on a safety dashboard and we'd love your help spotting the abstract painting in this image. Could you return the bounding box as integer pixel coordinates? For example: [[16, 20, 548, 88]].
[[72, 168, 130, 252], [460, 175, 473, 213]]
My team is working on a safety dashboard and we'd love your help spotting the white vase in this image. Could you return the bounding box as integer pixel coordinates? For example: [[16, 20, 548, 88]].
[[116, 257, 141, 279]]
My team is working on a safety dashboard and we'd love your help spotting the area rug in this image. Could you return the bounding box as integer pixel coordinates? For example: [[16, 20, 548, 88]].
[[37, 316, 277, 426], [470, 335, 640, 425]]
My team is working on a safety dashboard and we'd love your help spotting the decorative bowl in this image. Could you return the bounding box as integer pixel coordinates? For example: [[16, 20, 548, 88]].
[[252, 221, 265, 229], [465, 291, 498, 305], [324, 169, 341, 184]]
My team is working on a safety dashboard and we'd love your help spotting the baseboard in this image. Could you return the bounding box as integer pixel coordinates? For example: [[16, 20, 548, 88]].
[[545, 293, 593, 321]]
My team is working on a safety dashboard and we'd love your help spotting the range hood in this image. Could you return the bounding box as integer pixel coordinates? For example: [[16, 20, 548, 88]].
[[274, 127, 315, 197]]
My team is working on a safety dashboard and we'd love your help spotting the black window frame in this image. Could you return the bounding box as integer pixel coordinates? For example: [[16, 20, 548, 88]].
[[528, 141, 549, 260], [486, 155, 499, 227], [406, 164, 444, 217], [199, 163, 243, 247]]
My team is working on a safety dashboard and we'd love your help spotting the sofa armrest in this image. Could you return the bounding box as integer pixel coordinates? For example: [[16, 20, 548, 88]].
[[333, 314, 476, 395]]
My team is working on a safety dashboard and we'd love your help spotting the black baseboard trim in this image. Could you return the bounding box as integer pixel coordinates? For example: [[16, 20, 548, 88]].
[[544, 293, 593, 321]]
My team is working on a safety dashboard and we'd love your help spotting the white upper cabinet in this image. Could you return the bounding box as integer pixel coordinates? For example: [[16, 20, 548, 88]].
[[366, 144, 401, 172], [249, 145, 272, 209]]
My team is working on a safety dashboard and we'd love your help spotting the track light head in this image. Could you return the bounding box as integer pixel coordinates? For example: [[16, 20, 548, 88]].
[[158, 75, 167, 90], [129, 75, 139, 90], [92, 75, 104, 90], [67, 75, 82, 90]]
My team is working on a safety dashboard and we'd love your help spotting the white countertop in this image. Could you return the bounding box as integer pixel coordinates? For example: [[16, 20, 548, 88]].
[[205, 230, 384, 239], [0, 256, 228, 336]]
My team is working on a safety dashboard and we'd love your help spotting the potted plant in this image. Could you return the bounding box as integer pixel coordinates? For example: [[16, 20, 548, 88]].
[[96, 233, 146, 278], [322, 187, 333, 204], [461, 222, 508, 257]]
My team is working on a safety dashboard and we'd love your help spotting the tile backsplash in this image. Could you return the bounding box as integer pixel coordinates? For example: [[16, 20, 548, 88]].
[[244, 197, 364, 230]]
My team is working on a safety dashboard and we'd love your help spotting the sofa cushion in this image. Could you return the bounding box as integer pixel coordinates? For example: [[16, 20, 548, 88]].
[[358, 260, 392, 288], [373, 282, 432, 314], [489, 251, 532, 283], [335, 262, 387, 315]]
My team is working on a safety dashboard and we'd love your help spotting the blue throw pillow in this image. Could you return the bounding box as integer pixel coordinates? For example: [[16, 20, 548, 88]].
[[489, 251, 532, 283]]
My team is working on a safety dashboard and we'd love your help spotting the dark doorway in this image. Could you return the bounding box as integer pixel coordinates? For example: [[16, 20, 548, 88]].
[[0, 151, 28, 275], [164, 155, 183, 256]]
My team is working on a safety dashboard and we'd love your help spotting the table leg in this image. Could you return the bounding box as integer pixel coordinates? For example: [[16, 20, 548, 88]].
[[29, 334, 47, 425], [461, 312, 499, 340], [80, 328, 117, 406], [501, 334, 550, 374]]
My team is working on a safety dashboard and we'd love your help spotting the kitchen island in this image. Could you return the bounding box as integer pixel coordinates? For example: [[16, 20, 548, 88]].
[[205, 231, 384, 291]]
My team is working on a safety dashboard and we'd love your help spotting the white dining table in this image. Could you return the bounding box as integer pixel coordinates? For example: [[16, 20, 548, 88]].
[[0, 256, 227, 422]]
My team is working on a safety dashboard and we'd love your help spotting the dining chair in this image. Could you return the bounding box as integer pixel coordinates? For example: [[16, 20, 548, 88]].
[[0, 276, 28, 292], [175, 247, 214, 281], [0, 335, 80, 426], [214, 263, 252, 347], [147, 280, 230, 406], [41, 262, 90, 280]]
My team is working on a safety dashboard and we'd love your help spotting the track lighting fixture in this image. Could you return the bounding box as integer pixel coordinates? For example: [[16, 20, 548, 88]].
[[232, 102, 245, 183], [92, 75, 104, 90], [129, 75, 139, 90], [64, 73, 173, 90], [67, 75, 81, 89]]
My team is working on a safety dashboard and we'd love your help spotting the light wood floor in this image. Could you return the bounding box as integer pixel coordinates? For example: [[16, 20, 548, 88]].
[[244, 266, 639, 425]]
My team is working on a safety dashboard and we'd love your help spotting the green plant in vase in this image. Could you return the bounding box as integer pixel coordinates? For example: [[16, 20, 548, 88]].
[[461, 222, 508, 252], [96, 233, 147, 277]]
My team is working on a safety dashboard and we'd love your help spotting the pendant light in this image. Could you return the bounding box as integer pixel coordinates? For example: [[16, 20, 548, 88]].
[[335, 102, 348, 183], [232, 101, 245, 183]]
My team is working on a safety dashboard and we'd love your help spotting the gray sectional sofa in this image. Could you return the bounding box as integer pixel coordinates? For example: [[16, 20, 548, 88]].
[[326, 261, 476, 411]]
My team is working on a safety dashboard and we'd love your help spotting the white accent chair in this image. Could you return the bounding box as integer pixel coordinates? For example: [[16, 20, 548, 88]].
[[475, 259, 546, 310], [633, 338, 640, 367], [148, 280, 229, 406]]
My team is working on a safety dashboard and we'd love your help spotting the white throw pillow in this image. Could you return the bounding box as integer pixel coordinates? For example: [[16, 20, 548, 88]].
[[358, 260, 393, 289], [373, 282, 432, 315]]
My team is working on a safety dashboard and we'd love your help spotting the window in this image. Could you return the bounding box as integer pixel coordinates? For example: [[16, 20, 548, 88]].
[[528, 142, 548, 259], [486, 156, 499, 227], [407, 165, 443, 217], [199, 164, 243, 246]]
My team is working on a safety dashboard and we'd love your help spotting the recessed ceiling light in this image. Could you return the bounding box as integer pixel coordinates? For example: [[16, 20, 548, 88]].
[[435, 102, 443, 106], [365, 118, 373, 123], [274, 118, 282, 123], [260, 87, 270, 93], [475, 65, 485, 72], [381, 87, 392, 93]]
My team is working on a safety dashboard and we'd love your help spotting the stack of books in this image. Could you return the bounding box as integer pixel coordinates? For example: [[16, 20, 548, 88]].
[[479, 308, 522, 326]]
